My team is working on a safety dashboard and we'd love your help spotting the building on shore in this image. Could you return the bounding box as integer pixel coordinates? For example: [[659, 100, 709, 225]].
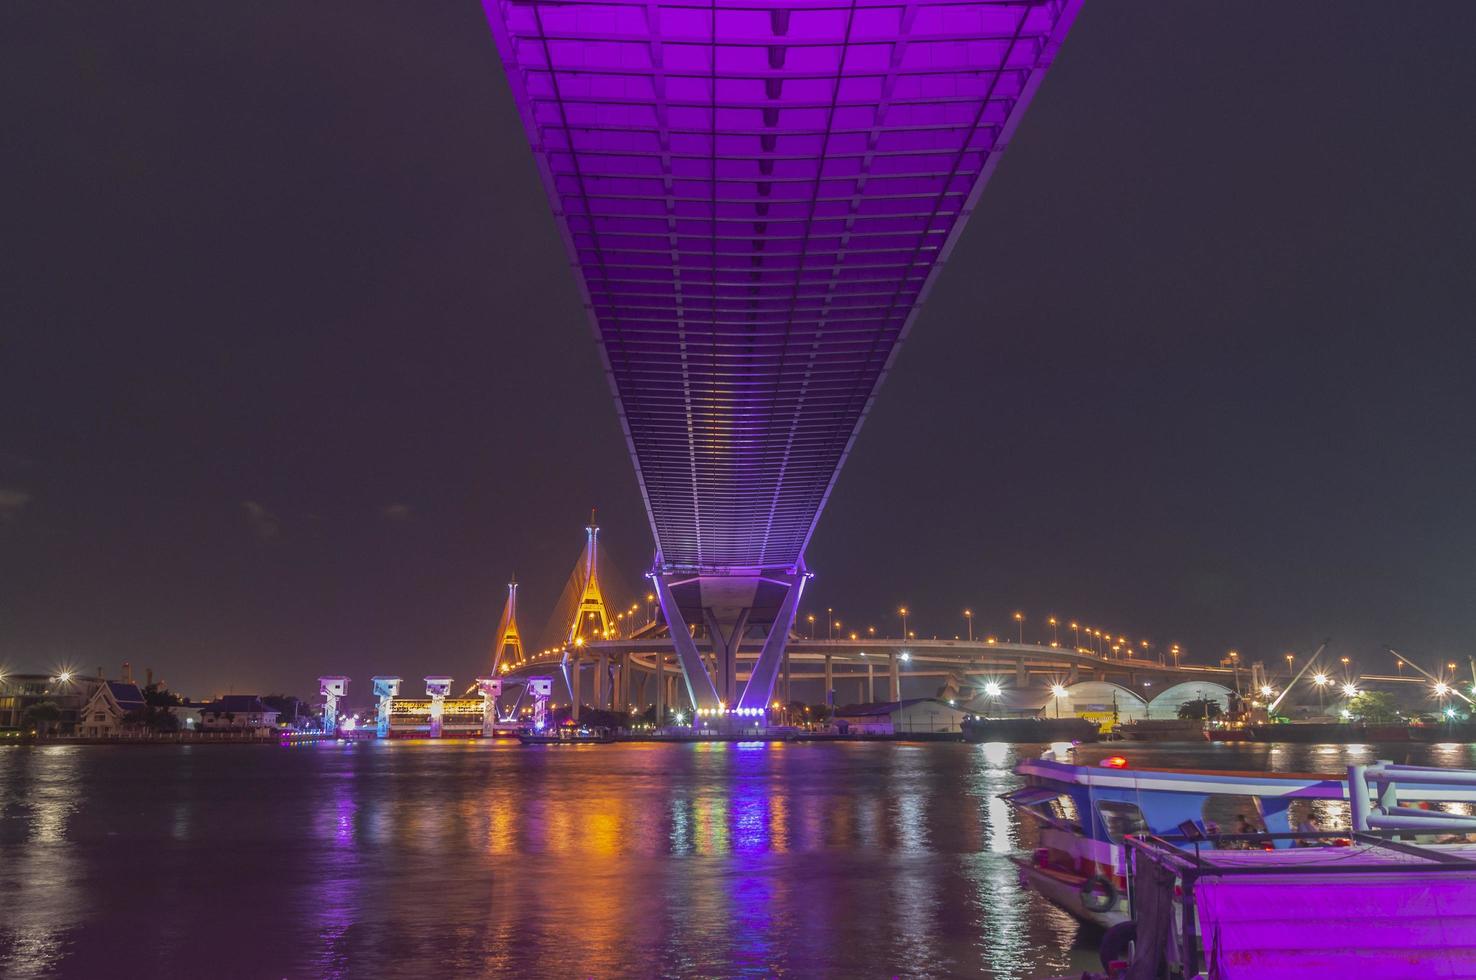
[[198, 696, 280, 735], [0, 673, 94, 733], [833, 698, 969, 735], [77, 681, 147, 738]]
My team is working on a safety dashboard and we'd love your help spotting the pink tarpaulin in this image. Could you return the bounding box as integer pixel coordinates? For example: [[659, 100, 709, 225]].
[[1195, 865, 1476, 979]]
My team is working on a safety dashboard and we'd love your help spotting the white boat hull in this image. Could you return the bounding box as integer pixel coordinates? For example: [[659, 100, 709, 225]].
[[1010, 856, 1129, 929]]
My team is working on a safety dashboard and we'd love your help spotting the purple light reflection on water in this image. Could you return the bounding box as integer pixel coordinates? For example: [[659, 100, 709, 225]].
[[6, 741, 1461, 976]]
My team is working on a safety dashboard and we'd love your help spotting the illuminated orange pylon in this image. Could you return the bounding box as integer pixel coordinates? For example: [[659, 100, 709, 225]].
[[490, 577, 524, 673], [568, 511, 612, 643]]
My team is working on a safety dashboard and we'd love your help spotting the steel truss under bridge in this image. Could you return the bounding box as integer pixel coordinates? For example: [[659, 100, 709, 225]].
[[482, 0, 1082, 713]]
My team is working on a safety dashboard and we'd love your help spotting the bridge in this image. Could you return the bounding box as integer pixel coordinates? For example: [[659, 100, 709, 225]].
[[481, 0, 1086, 723]]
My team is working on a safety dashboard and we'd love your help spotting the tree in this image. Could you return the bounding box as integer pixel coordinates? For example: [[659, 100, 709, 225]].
[[1177, 698, 1223, 721], [22, 701, 62, 735], [1346, 691, 1400, 724], [140, 683, 182, 731]]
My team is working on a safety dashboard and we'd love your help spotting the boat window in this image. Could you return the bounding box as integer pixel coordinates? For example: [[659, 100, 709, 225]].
[[1050, 794, 1082, 832], [1096, 800, 1148, 843], [1203, 794, 1261, 840]]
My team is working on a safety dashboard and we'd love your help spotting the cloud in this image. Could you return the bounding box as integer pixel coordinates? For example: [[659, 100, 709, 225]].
[[0, 487, 31, 522], [379, 503, 413, 521], [242, 500, 281, 540]]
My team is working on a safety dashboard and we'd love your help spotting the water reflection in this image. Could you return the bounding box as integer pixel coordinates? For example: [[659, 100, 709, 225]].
[[3, 739, 1468, 977], [0, 747, 83, 978]]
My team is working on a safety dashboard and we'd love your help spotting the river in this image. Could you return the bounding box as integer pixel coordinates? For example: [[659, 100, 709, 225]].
[[2, 739, 1472, 978]]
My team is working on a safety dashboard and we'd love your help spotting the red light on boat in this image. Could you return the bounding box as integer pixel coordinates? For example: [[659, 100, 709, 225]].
[[1100, 756, 1129, 769]]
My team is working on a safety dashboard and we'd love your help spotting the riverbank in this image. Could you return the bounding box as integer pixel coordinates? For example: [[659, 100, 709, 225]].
[[5, 731, 339, 746]]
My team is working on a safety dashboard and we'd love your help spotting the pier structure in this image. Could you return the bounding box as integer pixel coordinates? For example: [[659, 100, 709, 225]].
[[526, 676, 553, 731], [481, 0, 1085, 730], [318, 676, 348, 735], [424, 676, 453, 738], [476, 677, 502, 735], [372, 676, 401, 738]]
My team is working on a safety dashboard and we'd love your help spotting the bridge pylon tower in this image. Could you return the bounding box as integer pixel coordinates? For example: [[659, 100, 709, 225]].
[[490, 576, 524, 674], [568, 512, 612, 643]]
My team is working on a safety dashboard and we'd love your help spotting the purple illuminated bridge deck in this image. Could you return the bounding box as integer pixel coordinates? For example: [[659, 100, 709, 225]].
[[482, 0, 1081, 711]]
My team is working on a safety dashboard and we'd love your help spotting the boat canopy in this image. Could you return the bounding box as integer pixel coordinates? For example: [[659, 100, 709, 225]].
[[1003, 786, 1064, 808]]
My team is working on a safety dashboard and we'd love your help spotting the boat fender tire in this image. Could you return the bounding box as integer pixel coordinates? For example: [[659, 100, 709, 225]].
[[1079, 874, 1118, 914], [1098, 920, 1136, 970]]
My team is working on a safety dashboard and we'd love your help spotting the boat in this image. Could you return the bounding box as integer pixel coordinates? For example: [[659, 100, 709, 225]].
[[1003, 746, 1476, 929], [1115, 718, 1204, 741], [1091, 763, 1476, 979], [517, 725, 614, 745], [961, 716, 1100, 743]]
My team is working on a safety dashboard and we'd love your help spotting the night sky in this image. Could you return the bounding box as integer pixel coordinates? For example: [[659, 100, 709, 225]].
[[5, 3, 1476, 698]]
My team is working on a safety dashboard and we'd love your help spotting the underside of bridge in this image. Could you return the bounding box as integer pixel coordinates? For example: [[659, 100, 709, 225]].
[[483, 0, 1083, 718]]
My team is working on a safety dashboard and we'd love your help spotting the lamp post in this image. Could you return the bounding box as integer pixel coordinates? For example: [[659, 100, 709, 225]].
[[899, 606, 909, 640], [1171, 644, 1181, 668], [964, 609, 973, 642], [1047, 617, 1058, 646], [1228, 650, 1240, 691], [1313, 672, 1329, 712], [1284, 653, 1295, 679], [827, 607, 834, 640], [807, 614, 815, 640], [1013, 611, 1024, 644], [1070, 621, 1080, 649]]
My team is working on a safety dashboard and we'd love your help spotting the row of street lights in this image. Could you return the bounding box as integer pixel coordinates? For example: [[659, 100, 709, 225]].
[[800, 607, 1181, 662]]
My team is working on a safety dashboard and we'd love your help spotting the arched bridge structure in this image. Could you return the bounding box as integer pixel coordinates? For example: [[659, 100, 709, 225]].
[[482, 0, 1084, 715]]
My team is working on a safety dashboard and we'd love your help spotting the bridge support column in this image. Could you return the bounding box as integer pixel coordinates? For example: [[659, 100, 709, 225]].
[[596, 652, 608, 710], [704, 609, 750, 708], [568, 655, 581, 720], [1016, 660, 1029, 687], [735, 570, 807, 714], [654, 653, 664, 725], [652, 573, 722, 714], [824, 655, 833, 708], [867, 662, 875, 702], [888, 653, 901, 702]]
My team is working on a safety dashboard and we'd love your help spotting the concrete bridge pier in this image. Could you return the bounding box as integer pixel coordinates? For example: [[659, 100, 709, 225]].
[[824, 654, 833, 708], [653, 653, 664, 722], [888, 653, 901, 701], [568, 654, 582, 720]]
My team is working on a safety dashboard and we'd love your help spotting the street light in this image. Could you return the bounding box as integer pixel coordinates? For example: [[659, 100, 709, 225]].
[[1284, 653, 1295, 676], [964, 609, 973, 642], [1050, 683, 1067, 719], [827, 607, 834, 640], [1013, 611, 1024, 644], [984, 681, 1002, 698], [1047, 616, 1058, 646], [1342, 682, 1359, 699], [807, 614, 816, 640], [899, 606, 909, 640], [1312, 672, 1329, 711], [1170, 644, 1182, 668]]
